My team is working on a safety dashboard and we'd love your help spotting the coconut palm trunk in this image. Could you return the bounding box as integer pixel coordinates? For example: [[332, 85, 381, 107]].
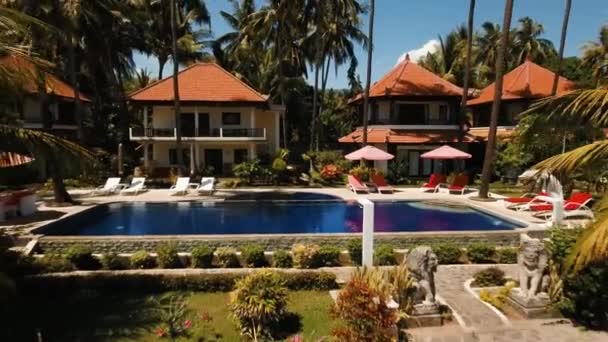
[[552, 0, 572, 95], [310, 64, 320, 152], [170, 0, 183, 168], [67, 31, 84, 144], [478, 0, 515, 198], [361, 0, 375, 146], [459, 0, 476, 141]]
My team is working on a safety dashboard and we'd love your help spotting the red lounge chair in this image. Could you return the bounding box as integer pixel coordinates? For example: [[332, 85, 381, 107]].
[[420, 173, 445, 193], [347, 175, 369, 194], [505, 192, 548, 204], [448, 175, 469, 195], [527, 192, 593, 212], [371, 174, 394, 194]]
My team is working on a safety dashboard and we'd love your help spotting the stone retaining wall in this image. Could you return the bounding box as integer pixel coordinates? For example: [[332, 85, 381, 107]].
[[37, 229, 546, 253]]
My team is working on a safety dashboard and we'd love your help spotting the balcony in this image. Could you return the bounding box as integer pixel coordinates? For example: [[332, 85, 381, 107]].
[[129, 127, 267, 141]]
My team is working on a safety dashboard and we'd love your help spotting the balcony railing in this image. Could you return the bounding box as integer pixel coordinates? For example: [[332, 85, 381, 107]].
[[130, 127, 266, 140]]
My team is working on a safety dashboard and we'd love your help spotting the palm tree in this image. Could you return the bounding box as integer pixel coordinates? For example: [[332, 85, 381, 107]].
[[212, 0, 256, 69], [304, 0, 366, 150], [478, 0, 515, 199], [475, 21, 503, 86], [240, 0, 308, 148], [139, 0, 210, 79], [170, 0, 183, 168], [581, 25, 608, 86], [459, 0, 476, 141], [512, 17, 556, 65], [419, 26, 467, 85], [525, 88, 608, 270], [361, 0, 374, 145], [551, 0, 572, 95]]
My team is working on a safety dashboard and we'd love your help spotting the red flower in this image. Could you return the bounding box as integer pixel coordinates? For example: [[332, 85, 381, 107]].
[[183, 319, 192, 329], [156, 327, 166, 337]]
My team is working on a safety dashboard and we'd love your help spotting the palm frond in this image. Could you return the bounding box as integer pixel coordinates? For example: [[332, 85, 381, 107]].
[[0, 125, 94, 165], [534, 140, 608, 174], [525, 88, 608, 127], [565, 194, 608, 271]]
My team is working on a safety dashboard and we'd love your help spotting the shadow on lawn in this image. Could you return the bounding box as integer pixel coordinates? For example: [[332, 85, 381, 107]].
[[1, 290, 162, 341]]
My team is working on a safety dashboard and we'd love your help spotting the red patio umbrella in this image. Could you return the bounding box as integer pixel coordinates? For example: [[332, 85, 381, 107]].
[[345, 145, 394, 161], [421, 145, 471, 160]]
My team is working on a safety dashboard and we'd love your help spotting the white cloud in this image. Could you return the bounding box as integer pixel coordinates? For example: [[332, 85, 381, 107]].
[[396, 39, 440, 64]]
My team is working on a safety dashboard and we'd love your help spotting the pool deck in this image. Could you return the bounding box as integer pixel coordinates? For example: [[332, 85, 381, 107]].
[[2, 186, 562, 238]]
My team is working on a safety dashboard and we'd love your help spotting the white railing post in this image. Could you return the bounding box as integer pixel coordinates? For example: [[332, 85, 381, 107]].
[[358, 198, 374, 267], [263, 128, 266, 139], [220, 128, 223, 138], [173, 128, 177, 138], [129, 127, 133, 139]]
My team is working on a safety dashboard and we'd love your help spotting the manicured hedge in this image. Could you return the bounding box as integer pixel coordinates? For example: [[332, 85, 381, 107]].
[[18, 270, 338, 295]]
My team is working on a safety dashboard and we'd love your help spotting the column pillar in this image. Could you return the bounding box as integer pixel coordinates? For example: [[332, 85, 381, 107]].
[[249, 143, 256, 161], [250, 108, 255, 129], [194, 106, 199, 136], [358, 198, 374, 267], [274, 111, 280, 153], [143, 143, 150, 169]]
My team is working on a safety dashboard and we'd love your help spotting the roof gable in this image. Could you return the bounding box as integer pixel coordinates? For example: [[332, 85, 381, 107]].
[[351, 55, 463, 102], [0, 55, 91, 102], [467, 59, 576, 106], [129, 63, 268, 103]]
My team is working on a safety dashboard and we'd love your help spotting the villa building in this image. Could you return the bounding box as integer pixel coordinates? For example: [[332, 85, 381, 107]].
[[339, 54, 470, 176], [128, 63, 283, 174], [0, 55, 91, 139], [466, 58, 576, 170]]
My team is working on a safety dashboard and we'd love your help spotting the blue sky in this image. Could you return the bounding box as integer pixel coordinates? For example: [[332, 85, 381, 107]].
[[134, 0, 608, 89]]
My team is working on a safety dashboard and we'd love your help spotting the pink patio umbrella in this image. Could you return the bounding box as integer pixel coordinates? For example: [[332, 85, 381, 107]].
[[421, 145, 471, 160], [345, 145, 394, 161]]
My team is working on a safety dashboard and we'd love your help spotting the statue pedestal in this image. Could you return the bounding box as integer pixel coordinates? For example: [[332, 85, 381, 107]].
[[507, 288, 559, 318], [405, 302, 444, 327]]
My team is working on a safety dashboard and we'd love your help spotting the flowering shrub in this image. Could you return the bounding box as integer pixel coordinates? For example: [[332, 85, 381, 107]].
[[155, 294, 216, 340], [320, 164, 342, 181], [291, 244, 321, 269], [349, 165, 371, 181], [331, 275, 399, 341]]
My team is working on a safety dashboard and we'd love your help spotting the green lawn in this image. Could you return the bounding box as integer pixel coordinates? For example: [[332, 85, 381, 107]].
[[3, 291, 334, 341]]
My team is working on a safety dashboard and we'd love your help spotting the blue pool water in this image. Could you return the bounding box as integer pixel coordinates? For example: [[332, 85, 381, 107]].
[[40, 197, 524, 236]]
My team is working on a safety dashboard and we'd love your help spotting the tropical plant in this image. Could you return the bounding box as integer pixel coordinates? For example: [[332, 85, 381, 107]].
[[291, 243, 321, 269], [155, 243, 181, 268], [154, 293, 195, 340], [525, 88, 608, 270], [472, 267, 506, 287], [331, 268, 398, 341], [190, 245, 214, 268], [272, 250, 292, 268], [419, 26, 468, 84], [240, 244, 268, 268], [512, 17, 556, 65], [216, 247, 240, 268], [478, 0, 515, 199], [459, 0, 476, 138], [581, 24, 608, 86], [229, 270, 289, 341]]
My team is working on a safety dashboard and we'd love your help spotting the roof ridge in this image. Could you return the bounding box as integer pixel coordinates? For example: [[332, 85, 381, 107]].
[[128, 62, 202, 98], [209, 63, 267, 101]]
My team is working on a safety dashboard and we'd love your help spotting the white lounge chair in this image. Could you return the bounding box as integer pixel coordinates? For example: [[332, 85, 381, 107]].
[[196, 177, 216, 195], [92, 177, 124, 196], [120, 177, 147, 195], [170, 177, 193, 196]]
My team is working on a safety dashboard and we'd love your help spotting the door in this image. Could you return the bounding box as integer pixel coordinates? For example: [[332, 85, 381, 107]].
[[180, 113, 195, 137], [198, 113, 210, 136], [204, 149, 223, 174]]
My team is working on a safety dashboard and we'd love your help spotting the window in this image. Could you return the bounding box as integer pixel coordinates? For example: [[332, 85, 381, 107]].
[[222, 112, 241, 125], [396, 104, 427, 124], [234, 149, 248, 164], [438, 105, 448, 122]]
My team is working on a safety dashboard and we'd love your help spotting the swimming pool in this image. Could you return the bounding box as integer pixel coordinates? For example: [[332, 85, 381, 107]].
[[39, 198, 525, 236]]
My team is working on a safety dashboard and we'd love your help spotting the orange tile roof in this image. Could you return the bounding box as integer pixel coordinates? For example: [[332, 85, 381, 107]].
[[0, 152, 34, 168], [0, 55, 91, 102], [339, 128, 478, 144], [129, 63, 268, 103], [467, 58, 576, 106], [350, 55, 463, 103], [467, 127, 515, 141]]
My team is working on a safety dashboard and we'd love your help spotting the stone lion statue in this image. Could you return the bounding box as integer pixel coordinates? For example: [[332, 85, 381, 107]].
[[406, 246, 438, 304], [517, 234, 549, 299]]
